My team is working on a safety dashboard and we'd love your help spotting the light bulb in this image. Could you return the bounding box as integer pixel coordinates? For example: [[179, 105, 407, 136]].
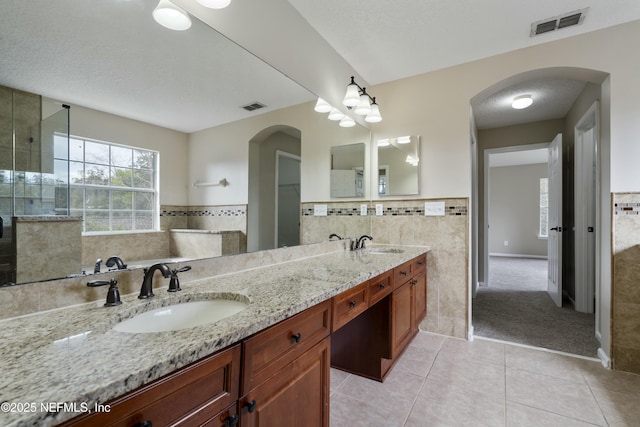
[[153, 0, 192, 31]]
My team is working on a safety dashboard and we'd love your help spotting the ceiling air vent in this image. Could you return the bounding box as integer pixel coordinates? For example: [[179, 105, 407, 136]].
[[530, 8, 588, 37], [241, 102, 266, 112]]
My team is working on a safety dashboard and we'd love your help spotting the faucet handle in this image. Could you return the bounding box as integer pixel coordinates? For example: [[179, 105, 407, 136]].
[[87, 278, 122, 307], [168, 266, 191, 292]]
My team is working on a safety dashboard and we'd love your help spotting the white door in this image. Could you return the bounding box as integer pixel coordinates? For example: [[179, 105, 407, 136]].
[[547, 134, 563, 307]]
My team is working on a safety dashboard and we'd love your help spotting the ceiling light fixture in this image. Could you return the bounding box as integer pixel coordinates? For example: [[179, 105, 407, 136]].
[[196, 0, 232, 8], [342, 76, 383, 123], [327, 108, 345, 121], [512, 94, 533, 109], [339, 116, 356, 128], [152, 0, 192, 31]]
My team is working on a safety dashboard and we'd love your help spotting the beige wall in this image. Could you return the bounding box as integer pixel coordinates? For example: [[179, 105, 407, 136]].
[[489, 164, 548, 257]]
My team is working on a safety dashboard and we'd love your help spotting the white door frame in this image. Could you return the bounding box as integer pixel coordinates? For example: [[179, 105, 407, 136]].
[[274, 150, 301, 248], [482, 142, 551, 288], [574, 101, 599, 314]]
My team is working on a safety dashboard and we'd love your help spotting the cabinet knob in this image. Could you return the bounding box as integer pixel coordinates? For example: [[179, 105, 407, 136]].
[[244, 399, 257, 413], [349, 300, 357, 308], [291, 333, 302, 343], [224, 414, 239, 427], [379, 283, 385, 289], [133, 422, 152, 427]]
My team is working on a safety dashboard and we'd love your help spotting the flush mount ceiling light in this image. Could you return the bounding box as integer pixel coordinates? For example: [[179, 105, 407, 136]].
[[196, 0, 232, 8], [342, 76, 383, 123], [314, 98, 332, 113], [512, 94, 533, 109], [153, 0, 192, 31]]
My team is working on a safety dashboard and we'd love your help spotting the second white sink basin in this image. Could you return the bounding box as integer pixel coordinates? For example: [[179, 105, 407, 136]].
[[114, 299, 248, 333]]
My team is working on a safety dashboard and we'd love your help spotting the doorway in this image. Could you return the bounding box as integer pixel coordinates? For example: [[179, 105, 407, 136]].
[[275, 151, 300, 248]]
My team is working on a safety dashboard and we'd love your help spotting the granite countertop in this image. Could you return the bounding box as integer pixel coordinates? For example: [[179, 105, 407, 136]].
[[0, 245, 429, 427]]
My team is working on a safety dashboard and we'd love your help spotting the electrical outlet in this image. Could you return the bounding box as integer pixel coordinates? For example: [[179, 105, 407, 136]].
[[313, 204, 327, 216], [375, 204, 383, 216], [360, 204, 368, 216], [424, 201, 445, 216]]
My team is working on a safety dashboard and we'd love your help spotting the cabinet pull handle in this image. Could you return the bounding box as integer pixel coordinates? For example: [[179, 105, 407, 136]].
[[244, 399, 257, 413], [400, 270, 408, 276], [417, 261, 424, 265], [224, 414, 239, 427], [291, 333, 302, 343], [349, 300, 357, 308], [133, 422, 152, 427]]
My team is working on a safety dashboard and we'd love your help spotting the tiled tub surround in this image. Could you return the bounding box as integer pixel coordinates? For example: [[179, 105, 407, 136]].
[[0, 243, 428, 426], [612, 193, 640, 374], [302, 198, 469, 338]]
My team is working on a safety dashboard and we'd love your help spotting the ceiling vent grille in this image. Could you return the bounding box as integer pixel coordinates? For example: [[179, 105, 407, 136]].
[[241, 102, 266, 112], [530, 8, 588, 37]]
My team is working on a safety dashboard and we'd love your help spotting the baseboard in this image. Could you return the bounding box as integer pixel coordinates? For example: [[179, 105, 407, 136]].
[[490, 253, 548, 259], [597, 348, 611, 368], [467, 325, 474, 341]]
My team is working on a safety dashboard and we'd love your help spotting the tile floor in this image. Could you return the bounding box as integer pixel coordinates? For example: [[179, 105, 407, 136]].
[[330, 331, 640, 426]]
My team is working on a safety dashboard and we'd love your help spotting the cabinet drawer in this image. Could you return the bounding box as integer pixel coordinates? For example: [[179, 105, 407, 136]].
[[62, 344, 241, 427], [368, 270, 393, 306], [242, 300, 331, 393], [332, 281, 369, 331], [412, 254, 427, 274], [393, 260, 413, 288]]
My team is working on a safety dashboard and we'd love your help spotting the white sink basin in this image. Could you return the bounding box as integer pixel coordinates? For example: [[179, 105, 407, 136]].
[[113, 300, 248, 333]]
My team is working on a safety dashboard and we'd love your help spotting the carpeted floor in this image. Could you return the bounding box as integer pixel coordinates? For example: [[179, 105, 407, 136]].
[[472, 257, 599, 357]]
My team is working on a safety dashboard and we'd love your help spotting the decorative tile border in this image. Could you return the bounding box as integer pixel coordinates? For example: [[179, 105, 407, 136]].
[[161, 207, 246, 217], [301, 201, 467, 216], [615, 202, 640, 216]]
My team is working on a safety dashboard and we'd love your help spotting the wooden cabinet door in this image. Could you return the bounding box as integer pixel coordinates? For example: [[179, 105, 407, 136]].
[[411, 270, 427, 331], [391, 281, 413, 357], [240, 337, 330, 427]]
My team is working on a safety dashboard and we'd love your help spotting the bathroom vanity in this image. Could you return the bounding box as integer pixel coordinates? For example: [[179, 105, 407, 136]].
[[0, 245, 428, 427]]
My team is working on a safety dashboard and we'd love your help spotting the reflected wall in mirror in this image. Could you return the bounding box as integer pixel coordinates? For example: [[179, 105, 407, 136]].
[[330, 143, 366, 198], [377, 136, 420, 196], [0, 1, 372, 286]]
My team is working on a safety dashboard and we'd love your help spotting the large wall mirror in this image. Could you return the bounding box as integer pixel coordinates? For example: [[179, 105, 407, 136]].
[[0, 1, 370, 285], [330, 143, 366, 198], [377, 136, 420, 196]]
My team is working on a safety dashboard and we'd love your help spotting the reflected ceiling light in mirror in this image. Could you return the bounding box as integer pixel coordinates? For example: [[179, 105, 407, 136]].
[[196, 0, 232, 8], [512, 94, 533, 109], [339, 116, 356, 127], [153, 0, 192, 31], [342, 76, 382, 122], [405, 155, 419, 166], [397, 136, 411, 144], [314, 98, 332, 113], [377, 138, 390, 147], [328, 108, 345, 121]]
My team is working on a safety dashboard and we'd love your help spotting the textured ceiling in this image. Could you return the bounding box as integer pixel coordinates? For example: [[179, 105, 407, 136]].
[[2, 1, 640, 133]]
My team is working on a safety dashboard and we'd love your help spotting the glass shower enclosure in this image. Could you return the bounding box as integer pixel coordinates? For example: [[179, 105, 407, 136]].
[[0, 86, 70, 285]]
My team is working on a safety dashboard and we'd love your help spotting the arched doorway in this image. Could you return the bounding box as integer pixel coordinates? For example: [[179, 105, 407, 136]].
[[470, 67, 611, 363], [247, 125, 301, 252]]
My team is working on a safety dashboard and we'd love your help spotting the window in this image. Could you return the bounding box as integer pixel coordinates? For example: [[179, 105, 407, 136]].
[[539, 177, 549, 238], [55, 135, 158, 233]]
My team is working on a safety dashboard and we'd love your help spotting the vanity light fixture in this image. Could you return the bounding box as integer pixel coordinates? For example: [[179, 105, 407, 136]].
[[152, 0, 192, 31], [405, 155, 419, 166], [339, 116, 356, 128], [327, 108, 345, 121], [377, 139, 390, 147], [397, 136, 411, 144], [196, 0, 232, 8], [512, 94, 533, 109], [314, 98, 332, 113], [342, 76, 383, 122]]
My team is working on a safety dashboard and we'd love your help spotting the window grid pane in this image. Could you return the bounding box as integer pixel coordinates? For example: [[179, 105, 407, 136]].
[[539, 178, 549, 237], [58, 136, 158, 233]]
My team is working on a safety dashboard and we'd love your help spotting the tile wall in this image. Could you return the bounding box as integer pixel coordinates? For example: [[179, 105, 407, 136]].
[[302, 198, 469, 338], [612, 193, 640, 374]]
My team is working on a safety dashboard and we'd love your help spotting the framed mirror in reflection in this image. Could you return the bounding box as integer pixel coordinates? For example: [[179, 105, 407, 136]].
[[330, 143, 366, 198], [377, 136, 420, 196]]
